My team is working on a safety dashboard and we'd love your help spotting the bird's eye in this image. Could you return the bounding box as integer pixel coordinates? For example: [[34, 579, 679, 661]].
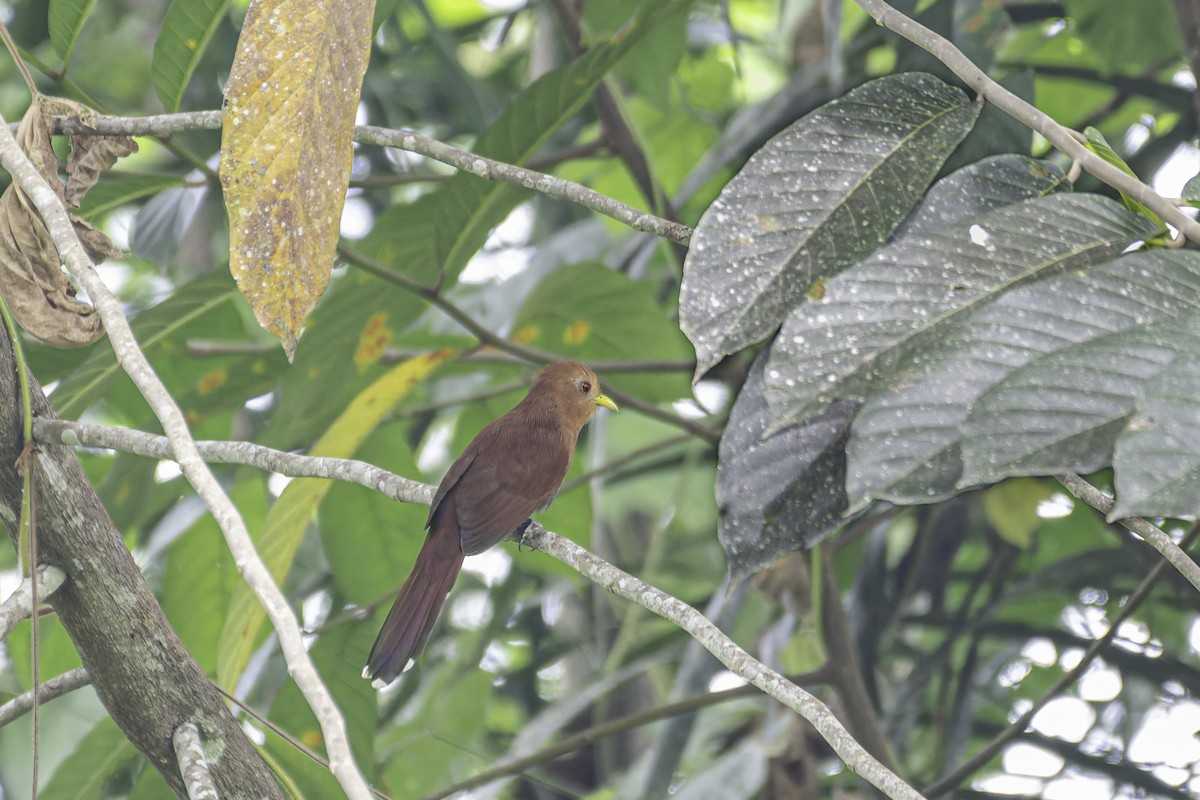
[[579, 379, 592, 394]]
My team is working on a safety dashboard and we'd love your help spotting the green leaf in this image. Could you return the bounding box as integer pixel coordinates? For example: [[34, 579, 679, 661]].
[[160, 478, 264, 674], [77, 172, 184, 221], [680, 72, 980, 376], [768, 193, 1152, 432], [39, 717, 140, 800], [321, 425, 427, 606], [1084, 127, 1164, 227], [962, 316, 1200, 487], [844, 207, 1166, 507], [431, 0, 692, 284], [48, 0, 97, 62], [152, 0, 233, 112], [983, 479, 1052, 549], [717, 352, 854, 578], [1182, 173, 1200, 207], [1065, 0, 1182, 72], [50, 270, 243, 419], [1113, 355, 1200, 519], [512, 262, 693, 401]]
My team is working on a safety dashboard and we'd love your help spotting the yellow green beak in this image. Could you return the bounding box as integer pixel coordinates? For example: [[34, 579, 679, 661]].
[[595, 393, 618, 412]]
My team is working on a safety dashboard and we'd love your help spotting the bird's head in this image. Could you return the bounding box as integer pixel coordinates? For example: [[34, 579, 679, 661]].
[[531, 360, 618, 429]]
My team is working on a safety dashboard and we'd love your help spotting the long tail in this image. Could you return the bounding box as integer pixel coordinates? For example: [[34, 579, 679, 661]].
[[364, 507, 465, 685]]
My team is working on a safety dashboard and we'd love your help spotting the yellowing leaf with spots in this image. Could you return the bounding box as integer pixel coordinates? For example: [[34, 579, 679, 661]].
[[217, 349, 453, 688], [219, 0, 373, 360]]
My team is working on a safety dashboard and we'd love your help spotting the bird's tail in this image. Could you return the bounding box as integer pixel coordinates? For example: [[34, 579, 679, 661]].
[[364, 510, 465, 685]]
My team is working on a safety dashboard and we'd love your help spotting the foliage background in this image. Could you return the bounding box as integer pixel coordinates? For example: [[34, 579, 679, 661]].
[[0, 0, 1197, 798]]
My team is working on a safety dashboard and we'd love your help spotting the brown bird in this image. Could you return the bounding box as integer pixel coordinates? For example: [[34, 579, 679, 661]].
[[364, 360, 617, 685]]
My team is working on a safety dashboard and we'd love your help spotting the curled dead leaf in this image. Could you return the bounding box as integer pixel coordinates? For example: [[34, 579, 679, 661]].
[[0, 95, 136, 347]]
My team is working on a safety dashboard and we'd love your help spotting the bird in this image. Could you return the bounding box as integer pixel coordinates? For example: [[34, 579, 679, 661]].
[[363, 360, 617, 686]]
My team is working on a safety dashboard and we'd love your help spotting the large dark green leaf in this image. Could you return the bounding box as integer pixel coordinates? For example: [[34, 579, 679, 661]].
[[765, 193, 1154, 429], [1113, 355, 1200, 519], [848, 249, 1200, 507], [962, 316, 1200, 486], [717, 351, 855, 579], [679, 72, 980, 376]]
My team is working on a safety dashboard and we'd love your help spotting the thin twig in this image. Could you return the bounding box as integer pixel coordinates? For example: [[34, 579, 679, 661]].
[[51, 111, 690, 244], [0, 667, 90, 728], [339, 246, 721, 444], [1056, 473, 1200, 595], [0, 566, 64, 640]]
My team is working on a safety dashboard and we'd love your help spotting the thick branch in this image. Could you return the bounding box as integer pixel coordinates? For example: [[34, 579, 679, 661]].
[[0, 331, 281, 797], [0, 113, 369, 799]]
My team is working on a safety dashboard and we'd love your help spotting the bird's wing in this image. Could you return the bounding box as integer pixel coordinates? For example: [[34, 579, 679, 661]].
[[452, 422, 572, 555]]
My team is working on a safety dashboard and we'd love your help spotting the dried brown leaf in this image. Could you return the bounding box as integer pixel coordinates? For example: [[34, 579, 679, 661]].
[[219, 0, 374, 361], [0, 95, 136, 347]]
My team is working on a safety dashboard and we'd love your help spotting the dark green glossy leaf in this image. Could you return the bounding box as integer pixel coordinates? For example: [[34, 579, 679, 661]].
[[681, 72, 979, 375], [767, 193, 1153, 431], [1113, 355, 1200, 518], [963, 316, 1200, 486], [717, 351, 855, 579]]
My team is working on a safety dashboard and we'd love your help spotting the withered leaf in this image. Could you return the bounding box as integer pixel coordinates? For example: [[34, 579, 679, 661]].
[[0, 95, 137, 347], [219, 0, 374, 361]]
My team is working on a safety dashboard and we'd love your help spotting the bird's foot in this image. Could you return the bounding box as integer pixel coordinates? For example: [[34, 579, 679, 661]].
[[512, 518, 533, 550]]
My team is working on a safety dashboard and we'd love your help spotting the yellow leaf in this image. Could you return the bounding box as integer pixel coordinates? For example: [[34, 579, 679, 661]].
[[983, 478, 1052, 550], [219, 0, 373, 359], [217, 349, 453, 688]]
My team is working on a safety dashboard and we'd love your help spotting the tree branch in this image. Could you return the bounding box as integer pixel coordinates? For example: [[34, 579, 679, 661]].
[[33, 418, 433, 505], [852, 0, 1200, 245], [0, 667, 90, 728], [520, 523, 928, 800], [53, 112, 692, 245], [1056, 473, 1200, 595], [173, 722, 219, 800]]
